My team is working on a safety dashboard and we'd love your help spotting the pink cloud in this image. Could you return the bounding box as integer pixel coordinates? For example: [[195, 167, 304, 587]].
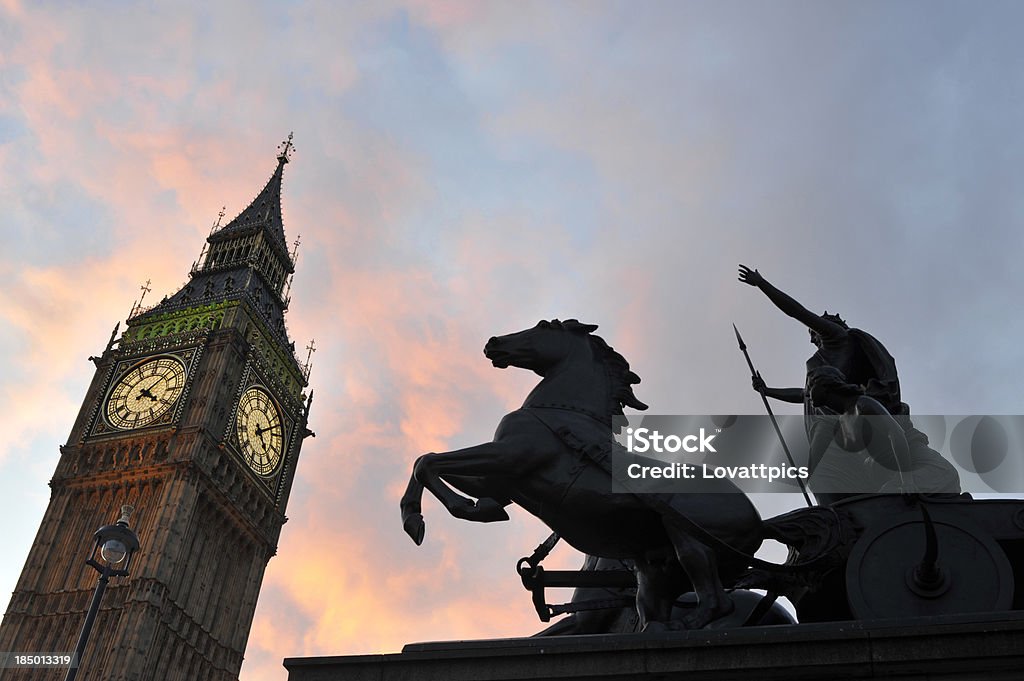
[[1, 6, 812, 681], [405, 0, 483, 29]]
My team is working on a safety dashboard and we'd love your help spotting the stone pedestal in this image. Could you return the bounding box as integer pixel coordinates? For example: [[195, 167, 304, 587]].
[[284, 611, 1024, 681]]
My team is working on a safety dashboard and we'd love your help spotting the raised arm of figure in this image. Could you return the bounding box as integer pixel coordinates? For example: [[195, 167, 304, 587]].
[[738, 265, 845, 339]]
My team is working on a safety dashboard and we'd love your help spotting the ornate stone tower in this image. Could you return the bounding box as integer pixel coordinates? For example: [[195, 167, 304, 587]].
[[0, 137, 313, 680]]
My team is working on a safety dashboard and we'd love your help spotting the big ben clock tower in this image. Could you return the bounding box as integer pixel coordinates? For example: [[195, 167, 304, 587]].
[[0, 136, 314, 680]]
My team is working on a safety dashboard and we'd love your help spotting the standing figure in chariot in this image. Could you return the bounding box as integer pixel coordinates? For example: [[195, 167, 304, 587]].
[[737, 264, 960, 504]]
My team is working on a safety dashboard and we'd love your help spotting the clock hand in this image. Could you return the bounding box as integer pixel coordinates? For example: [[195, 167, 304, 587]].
[[252, 424, 274, 447], [138, 387, 159, 402]]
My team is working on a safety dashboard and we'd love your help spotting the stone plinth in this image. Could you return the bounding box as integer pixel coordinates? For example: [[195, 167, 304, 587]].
[[284, 611, 1024, 681]]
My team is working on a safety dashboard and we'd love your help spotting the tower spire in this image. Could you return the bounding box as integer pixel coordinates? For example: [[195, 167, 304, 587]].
[[130, 137, 301, 337], [209, 135, 295, 264]]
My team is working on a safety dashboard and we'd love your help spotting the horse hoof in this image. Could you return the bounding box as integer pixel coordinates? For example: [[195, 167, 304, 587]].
[[474, 498, 511, 523], [404, 513, 425, 545]]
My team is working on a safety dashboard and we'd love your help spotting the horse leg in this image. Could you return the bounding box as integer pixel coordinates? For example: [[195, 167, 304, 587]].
[[400, 476, 427, 545], [414, 444, 520, 521], [635, 551, 685, 632], [661, 517, 734, 630], [404, 441, 536, 543], [401, 471, 511, 546]]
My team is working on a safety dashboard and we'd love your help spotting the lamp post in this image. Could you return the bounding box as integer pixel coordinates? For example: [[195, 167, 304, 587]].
[[64, 505, 140, 681]]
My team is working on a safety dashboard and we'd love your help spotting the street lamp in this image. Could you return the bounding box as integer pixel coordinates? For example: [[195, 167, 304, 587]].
[[64, 505, 140, 681]]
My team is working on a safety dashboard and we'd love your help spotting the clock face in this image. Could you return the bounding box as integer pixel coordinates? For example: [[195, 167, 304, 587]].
[[106, 357, 187, 430], [235, 387, 284, 477]]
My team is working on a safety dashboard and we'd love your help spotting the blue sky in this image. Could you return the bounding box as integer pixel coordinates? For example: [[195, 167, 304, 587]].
[[2, 1, 1024, 679]]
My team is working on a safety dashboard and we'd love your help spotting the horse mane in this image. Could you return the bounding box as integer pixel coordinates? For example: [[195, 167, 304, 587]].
[[547, 319, 649, 416]]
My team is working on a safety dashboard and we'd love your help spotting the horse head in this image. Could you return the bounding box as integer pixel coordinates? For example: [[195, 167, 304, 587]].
[[484, 319, 649, 415], [484, 319, 598, 376]]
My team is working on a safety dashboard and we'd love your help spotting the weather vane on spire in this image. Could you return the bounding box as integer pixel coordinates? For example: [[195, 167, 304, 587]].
[[129, 278, 153, 318], [277, 132, 295, 164], [304, 339, 317, 380], [208, 206, 226, 236]]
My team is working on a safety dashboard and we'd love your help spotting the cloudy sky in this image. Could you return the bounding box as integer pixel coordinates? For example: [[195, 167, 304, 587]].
[[2, 1, 1023, 679]]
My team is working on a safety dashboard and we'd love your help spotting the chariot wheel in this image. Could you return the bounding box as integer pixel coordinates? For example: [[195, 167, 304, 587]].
[[845, 508, 1014, 619]]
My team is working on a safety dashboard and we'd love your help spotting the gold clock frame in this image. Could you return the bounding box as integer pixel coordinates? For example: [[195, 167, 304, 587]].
[[235, 385, 285, 477], [103, 355, 189, 431]]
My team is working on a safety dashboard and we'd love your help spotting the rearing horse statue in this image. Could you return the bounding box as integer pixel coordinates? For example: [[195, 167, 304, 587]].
[[401, 319, 764, 630]]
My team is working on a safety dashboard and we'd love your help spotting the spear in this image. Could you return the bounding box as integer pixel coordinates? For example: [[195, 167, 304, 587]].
[[733, 323, 813, 507]]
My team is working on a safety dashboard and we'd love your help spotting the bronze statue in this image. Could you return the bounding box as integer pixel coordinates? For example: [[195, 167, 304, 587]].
[[737, 265, 960, 503], [400, 320, 763, 630], [399, 317, 1024, 631]]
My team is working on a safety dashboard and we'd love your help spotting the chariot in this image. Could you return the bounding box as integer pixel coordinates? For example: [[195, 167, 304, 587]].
[[402, 320, 1024, 632], [518, 493, 1024, 633]]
